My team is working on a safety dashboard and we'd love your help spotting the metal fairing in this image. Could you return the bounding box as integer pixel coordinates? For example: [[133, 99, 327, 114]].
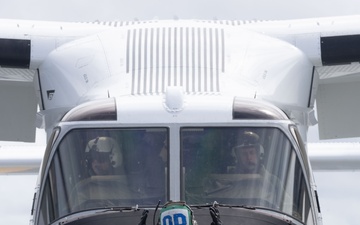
[[37, 21, 313, 135]]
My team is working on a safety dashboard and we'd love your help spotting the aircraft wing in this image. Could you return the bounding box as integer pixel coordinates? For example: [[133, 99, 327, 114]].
[[0, 143, 44, 174], [240, 15, 360, 139], [0, 20, 112, 142], [308, 142, 360, 170]]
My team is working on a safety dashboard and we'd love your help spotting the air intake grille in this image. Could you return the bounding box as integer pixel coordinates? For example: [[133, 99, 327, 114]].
[[126, 27, 225, 95]]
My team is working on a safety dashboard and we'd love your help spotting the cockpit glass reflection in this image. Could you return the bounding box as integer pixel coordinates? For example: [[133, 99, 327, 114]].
[[181, 127, 312, 221]]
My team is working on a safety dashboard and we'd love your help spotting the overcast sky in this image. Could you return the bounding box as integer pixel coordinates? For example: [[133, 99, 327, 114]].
[[1, 0, 360, 22], [1, 1, 360, 225]]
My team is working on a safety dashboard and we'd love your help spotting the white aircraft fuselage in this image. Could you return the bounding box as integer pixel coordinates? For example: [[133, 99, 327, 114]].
[[6, 18, 355, 225]]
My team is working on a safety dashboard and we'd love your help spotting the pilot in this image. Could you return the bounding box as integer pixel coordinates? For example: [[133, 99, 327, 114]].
[[230, 131, 285, 207], [85, 136, 123, 176], [72, 136, 133, 210], [232, 131, 264, 174]]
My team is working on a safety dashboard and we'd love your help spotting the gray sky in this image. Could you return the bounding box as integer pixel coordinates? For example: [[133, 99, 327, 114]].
[[1, 0, 360, 22], [1, 1, 360, 225]]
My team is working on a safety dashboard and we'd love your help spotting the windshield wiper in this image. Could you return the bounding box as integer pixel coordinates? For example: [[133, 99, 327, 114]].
[[98, 200, 162, 225], [192, 201, 297, 225], [190, 201, 256, 210], [190, 201, 256, 225], [217, 203, 256, 210], [100, 199, 162, 213], [101, 204, 141, 212]]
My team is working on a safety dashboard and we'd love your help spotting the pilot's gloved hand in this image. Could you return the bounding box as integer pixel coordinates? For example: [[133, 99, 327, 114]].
[[209, 206, 222, 225]]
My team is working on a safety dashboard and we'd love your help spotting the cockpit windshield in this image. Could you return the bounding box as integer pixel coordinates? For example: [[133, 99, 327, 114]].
[[40, 126, 312, 223], [181, 127, 312, 221], [40, 128, 168, 220]]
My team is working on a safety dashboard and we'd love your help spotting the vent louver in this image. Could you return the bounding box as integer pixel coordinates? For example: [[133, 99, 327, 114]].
[[126, 26, 225, 95]]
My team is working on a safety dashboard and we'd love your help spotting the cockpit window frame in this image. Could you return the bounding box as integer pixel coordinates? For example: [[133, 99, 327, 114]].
[[37, 126, 170, 224], [179, 124, 314, 224], [289, 125, 318, 223], [39, 127, 60, 180], [36, 121, 315, 225], [289, 125, 311, 179]]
